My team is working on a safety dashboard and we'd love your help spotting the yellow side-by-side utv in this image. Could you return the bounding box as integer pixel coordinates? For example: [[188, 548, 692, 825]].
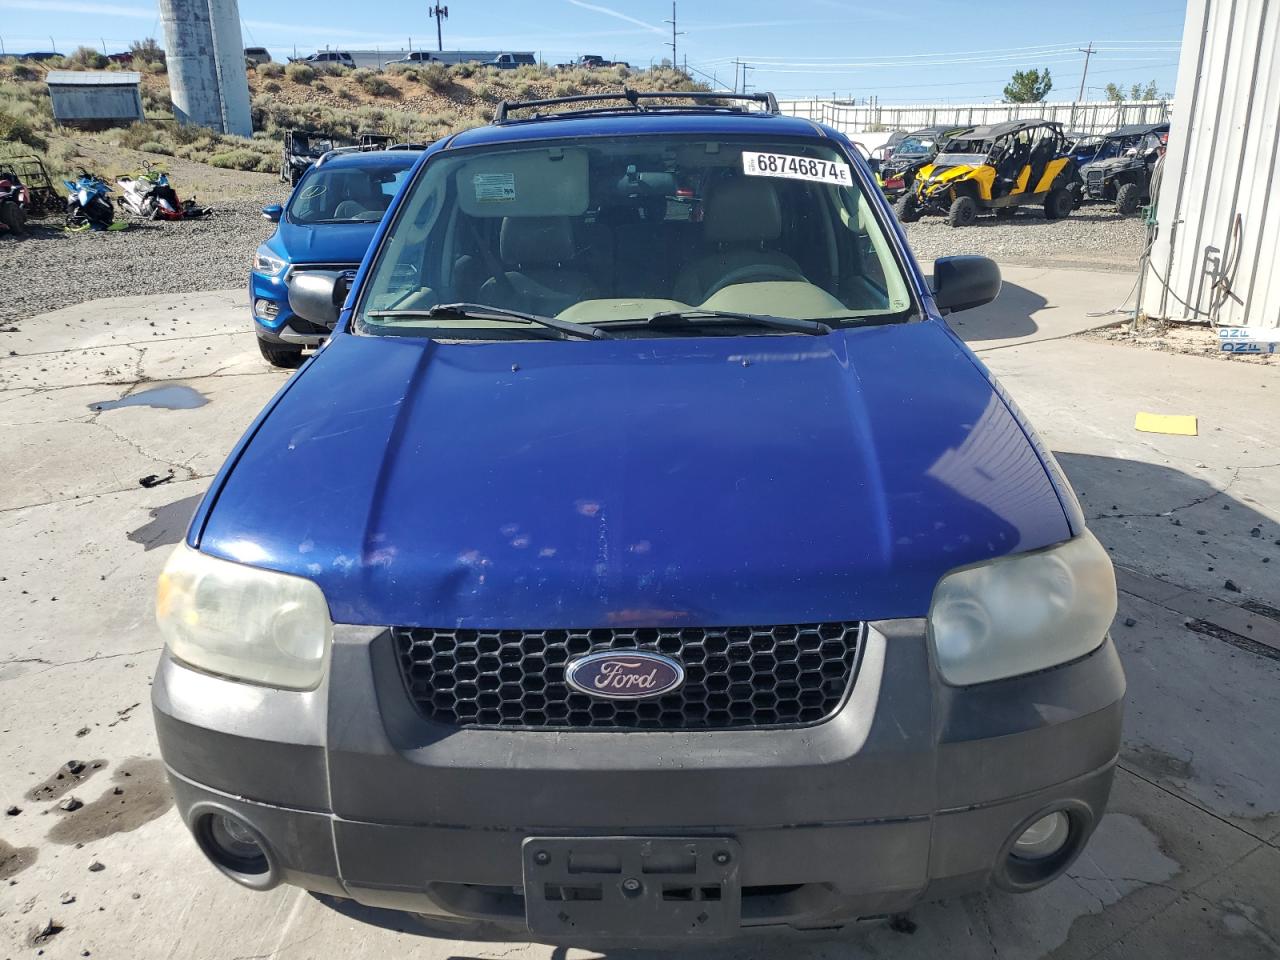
[[895, 120, 1079, 227]]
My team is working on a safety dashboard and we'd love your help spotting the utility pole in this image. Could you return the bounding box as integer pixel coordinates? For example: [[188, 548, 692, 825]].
[[1076, 41, 1096, 102], [429, 3, 449, 53], [732, 58, 740, 93], [741, 61, 753, 94], [664, 1, 684, 71]]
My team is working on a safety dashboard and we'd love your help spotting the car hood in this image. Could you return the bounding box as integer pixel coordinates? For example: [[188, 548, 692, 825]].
[[198, 320, 1071, 627], [274, 217, 382, 265]]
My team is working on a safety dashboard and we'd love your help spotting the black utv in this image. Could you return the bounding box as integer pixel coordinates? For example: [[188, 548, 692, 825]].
[[879, 125, 971, 199], [281, 130, 343, 185], [1078, 122, 1168, 216]]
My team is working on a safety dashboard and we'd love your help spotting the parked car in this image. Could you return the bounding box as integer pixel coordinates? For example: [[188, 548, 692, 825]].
[[291, 50, 355, 68], [280, 129, 343, 185], [385, 50, 437, 66], [879, 124, 970, 199], [244, 47, 273, 65], [155, 89, 1124, 945], [486, 52, 536, 69], [559, 54, 630, 68], [105, 51, 133, 64], [250, 148, 420, 366], [897, 119, 1079, 226], [1077, 122, 1169, 216], [18, 51, 60, 61]]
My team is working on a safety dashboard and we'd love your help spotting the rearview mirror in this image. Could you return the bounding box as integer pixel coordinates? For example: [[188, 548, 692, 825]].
[[262, 203, 283, 222], [932, 256, 1001, 314], [287, 271, 349, 327]]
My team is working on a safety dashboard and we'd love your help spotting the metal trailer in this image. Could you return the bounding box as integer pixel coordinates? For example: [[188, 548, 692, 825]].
[[1139, 0, 1280, 330]]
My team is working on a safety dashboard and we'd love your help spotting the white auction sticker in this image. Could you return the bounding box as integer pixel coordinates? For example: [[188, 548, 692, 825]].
[[743, 152, 853, 187], [473, 172, 516, 202]]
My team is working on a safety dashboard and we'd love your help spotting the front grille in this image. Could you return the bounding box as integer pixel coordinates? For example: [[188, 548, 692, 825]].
[[1087, 169, 1105, 183], [392, 622, 862, 730]]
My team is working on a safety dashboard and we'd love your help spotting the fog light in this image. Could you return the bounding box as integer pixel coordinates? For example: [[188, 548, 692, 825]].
[[255, 298, 280, 319], [200, 813, 269, 875], [1011, 812, 1070, 860]]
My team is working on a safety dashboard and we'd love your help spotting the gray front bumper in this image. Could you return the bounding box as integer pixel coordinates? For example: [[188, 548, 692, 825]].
[[152, 621, 1125, 935]]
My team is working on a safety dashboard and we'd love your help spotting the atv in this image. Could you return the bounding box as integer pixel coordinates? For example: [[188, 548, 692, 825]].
[[896, 120, 1079, 227], [879, 125, 971, 200], [0, 155, 61, 219], [281, 129, 343, 185], [1077, 122, 1168, 216]]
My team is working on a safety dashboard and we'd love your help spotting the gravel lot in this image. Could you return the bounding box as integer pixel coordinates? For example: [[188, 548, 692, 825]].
[[0, 187, 1146, 328], [0, 189, 284, 327], [905, 204, 1148, 272]]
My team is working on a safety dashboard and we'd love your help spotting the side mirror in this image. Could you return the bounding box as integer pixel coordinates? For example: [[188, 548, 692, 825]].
[[287, 270, 349, 327], [932, 256, 1001, 314], [262, 203, 283, 222]]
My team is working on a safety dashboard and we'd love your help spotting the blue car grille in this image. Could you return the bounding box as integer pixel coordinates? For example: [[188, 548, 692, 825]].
[[392, 622, 863, 730]]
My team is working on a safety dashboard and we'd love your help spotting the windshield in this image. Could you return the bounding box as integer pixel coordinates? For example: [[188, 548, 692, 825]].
[[894, 135, 937, 156], [288, 160, 416, 224], [356, 134, 913, 337], [933, 138, 990, 166]]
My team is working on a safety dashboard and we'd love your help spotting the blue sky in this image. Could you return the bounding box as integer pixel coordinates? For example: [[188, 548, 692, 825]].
[[0, 0, 1187, 102]]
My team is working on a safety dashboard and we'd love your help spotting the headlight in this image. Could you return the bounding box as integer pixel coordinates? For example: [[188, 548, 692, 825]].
[[928, 531, 1116, 686], [253, 245, 287, 276], [156, 544, 331, 690]]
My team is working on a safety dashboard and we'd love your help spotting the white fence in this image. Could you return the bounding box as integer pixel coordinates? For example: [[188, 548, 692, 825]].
[[778, 99, 1172, 136]]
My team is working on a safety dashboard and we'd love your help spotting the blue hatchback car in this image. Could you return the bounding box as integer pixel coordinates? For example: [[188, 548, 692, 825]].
[[155, 91, 1123, 944], [251, 149, 420, 366]]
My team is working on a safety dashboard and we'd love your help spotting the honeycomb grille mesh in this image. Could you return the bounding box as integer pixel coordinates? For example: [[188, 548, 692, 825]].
[[392, 623, 862, 730]]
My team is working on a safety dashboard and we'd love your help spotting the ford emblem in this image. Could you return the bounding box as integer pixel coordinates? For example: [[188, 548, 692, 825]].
[[565, 650, 685, 700]]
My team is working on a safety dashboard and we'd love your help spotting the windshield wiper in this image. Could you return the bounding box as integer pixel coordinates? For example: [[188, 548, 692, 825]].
[[618, 309, 832, 336], [365, 302, 611, 341]]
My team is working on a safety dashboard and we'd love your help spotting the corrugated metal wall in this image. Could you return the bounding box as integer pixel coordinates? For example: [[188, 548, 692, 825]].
[[779, 99, 1171, 135], [48, 84, 144, 123], [1141, 0, 1280, 328]]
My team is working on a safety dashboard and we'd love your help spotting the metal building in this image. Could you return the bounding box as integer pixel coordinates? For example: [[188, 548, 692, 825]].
[[1140, 0, 1280, 329], [46, 71, 144, 128], [160, 0, 252, 137]]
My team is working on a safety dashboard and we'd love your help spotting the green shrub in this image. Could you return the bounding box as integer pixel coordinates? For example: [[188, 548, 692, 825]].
[[420, 62, 450, 90], [352, 68, 396, 97], [208, 148, 265, 170], [0, 111, 46, 150], [137, 140, 172, 155], [451, 61, 477, 79], [285, 62, 315, 84], [129, 37, 165, 64], [262, 80, 281, 94], [11, 63, 38, 81], [144, 60, 167, 74], [257, 61, 284, 78], [68, 46, 108, 69]]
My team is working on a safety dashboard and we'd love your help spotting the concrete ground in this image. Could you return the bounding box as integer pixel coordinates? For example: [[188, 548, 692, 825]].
[[1, 265, 1277, 960]]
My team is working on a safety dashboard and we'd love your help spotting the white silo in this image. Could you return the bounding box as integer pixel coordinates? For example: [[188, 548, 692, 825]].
[[207, 0, 252, 137], [160, 0, 223, 130], [160, 0, 252, 136]]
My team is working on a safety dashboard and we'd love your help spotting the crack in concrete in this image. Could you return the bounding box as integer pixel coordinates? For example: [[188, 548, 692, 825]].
[[0, 474, 215, 516], [0, 646, 161, 683], [0, 366, 279, 398], [1088, 467, 1243, 521], [1118, 763, 1280, 851], [0, 329, 246, 362]]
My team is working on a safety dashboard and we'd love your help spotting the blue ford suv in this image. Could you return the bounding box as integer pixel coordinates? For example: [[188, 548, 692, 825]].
[[251, 148, 420, 366], [156, 91, 1123, 944]]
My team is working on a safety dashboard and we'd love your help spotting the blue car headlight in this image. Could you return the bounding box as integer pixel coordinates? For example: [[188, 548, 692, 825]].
[[928, 531, 1117, 686], [253, 244, 287, 277]]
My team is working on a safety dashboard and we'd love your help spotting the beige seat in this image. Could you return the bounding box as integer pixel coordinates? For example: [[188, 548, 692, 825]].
[[478, 217, 597, 316], [673, 178, 805, 305]]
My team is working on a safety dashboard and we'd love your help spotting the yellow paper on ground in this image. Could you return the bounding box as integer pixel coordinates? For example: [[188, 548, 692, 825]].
[[1134, 412, 1198, 436]]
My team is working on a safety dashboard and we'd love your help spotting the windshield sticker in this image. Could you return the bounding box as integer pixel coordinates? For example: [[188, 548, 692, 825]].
[[473, 172, 516, 203], [742, 152, 853, 187]]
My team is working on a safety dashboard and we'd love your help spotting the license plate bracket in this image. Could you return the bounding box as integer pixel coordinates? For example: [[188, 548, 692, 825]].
[[522, 836, 741, 939]]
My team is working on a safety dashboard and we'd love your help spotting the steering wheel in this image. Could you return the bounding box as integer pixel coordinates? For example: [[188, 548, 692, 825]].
[[702, 263, 807, 300]]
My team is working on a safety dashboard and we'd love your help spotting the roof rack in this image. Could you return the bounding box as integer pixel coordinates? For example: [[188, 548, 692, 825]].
[[493, 88, 780, 123]]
